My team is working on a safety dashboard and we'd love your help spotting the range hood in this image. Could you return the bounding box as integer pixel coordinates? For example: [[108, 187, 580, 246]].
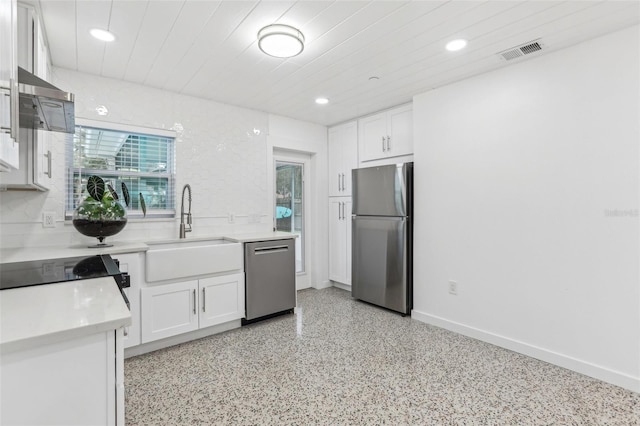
[[18, 67, 75, 134]]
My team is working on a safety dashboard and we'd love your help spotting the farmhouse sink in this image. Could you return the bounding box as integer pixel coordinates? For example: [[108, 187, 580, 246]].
[[145, 238, 243, 283]]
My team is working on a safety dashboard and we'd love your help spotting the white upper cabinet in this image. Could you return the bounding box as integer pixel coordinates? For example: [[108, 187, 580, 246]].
[[358, 104, 413, 162], [328, 120, 358, 196], [0, 3, 52, 189], [0, 0, 19, 171], [17, 3, 49, 80]]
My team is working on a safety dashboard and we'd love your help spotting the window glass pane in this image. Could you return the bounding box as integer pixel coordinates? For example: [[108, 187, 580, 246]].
[[67, 125, 175, 218]]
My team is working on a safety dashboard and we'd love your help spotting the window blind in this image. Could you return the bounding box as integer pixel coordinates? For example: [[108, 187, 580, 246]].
[[66, 124, 176, 218]]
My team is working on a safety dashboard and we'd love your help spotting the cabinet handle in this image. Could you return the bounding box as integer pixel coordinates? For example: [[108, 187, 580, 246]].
[[44, 150, 52, 178], [341, 202, 345, 220], [193, 289, 196, 315], [387, 136, 391, 151], [341, 173, 345, 191], [202, 288, 206, 312], [382, 136, 386, 152], [123, 327, 128, 337], [338, 173, 341, 192]]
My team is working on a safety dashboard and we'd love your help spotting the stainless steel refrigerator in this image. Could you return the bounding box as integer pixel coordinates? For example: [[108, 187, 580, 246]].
[[351, 162, 413, 315]]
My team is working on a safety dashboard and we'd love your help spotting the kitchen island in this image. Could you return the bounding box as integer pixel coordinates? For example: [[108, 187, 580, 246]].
[[0, 276, 131, 425]]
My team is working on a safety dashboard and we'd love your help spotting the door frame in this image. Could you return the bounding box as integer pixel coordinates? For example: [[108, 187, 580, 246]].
[[273, 150, 312, 290]]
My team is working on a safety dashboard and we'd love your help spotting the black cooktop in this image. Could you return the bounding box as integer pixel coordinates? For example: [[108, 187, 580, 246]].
[[0, 254, 123, 290]]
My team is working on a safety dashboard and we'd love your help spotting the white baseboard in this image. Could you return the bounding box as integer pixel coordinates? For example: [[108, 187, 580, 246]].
[[314, 280, 332, 289], [332, 282, 351, 292], [411, 310, 640, 393], [124, 320, 241, 358]]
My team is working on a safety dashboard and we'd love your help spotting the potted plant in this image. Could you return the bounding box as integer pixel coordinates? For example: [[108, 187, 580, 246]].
[[72, 175, 146, 247]]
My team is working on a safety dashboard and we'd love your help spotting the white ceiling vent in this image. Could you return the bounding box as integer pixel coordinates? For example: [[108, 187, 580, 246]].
[[498, 39, 544, 61]]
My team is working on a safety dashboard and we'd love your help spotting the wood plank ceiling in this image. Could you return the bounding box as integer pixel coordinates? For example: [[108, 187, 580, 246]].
[[32, 0, 640, 126]]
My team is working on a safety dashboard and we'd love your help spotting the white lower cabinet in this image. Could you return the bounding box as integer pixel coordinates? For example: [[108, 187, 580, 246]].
[[1, 329, 124, 426], [141, 272, 244, 344], [199, 274, 245, 328]]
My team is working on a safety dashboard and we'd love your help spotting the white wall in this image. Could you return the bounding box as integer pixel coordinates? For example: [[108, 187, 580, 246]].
[[0, 69, 323, 252], [268, 114, 329, 289], [412, 25, 639, 392]]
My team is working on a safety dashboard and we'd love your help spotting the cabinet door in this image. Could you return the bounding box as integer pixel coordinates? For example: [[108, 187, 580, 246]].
[[341, 121, 358, 196], [327, 127, 343, 197], [115, 253, 141, 348], [0, 331, 115, 426], [344, 200, 353, 286], [358, 112, 386, 162], [141, 280, 198, 343], [329, 199, 347, 283], [34, 129, 52, 187], [199, 272, 245, 328], [0, 0, 19, 171], [329, 121, 358, 196], [386, 104, 413, 158]]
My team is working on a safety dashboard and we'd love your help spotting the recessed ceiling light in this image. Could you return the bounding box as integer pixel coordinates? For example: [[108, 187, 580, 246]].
[[90, 28, 115, 42], [258, 24, 304, 58], [446, 39, 467, 52], [315, 97, 329, 105], [369, 76, 380, 81]]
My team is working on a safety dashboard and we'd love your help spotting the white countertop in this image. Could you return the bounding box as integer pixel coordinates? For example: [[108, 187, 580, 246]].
[[0, 277, 131, 353], [0, 242, 148, 264], [0, 232, 297, 264]]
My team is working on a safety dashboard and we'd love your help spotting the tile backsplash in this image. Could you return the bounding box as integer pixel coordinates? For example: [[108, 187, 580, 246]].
[[0, 68, 273, 249]]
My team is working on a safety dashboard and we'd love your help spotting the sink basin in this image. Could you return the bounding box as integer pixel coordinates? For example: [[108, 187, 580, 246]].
[[145, 238, 243, 283]]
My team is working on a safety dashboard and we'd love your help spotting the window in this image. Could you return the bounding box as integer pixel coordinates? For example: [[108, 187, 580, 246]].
[[66, 120, 176, 219]]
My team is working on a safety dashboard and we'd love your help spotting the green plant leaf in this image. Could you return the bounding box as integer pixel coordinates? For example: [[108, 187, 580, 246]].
[[121, 182, 130, 207], [86, 176, 105, 202], [139, 193, 147, 218], [107, 184, 119, 201]]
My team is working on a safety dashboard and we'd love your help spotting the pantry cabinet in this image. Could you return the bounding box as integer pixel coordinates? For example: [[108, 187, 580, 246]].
[[0, 0, 19, 171], [141, 272, 245, 343], [328, 120, 358, 196], [329, 197, 352, 286], [358, 104, 413, 162]]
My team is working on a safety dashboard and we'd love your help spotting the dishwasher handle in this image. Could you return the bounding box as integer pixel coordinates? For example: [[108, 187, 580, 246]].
[[253, 245, 289, 254]]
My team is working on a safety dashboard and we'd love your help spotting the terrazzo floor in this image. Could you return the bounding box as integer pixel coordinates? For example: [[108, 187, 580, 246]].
[[125, 287, 639, 425]]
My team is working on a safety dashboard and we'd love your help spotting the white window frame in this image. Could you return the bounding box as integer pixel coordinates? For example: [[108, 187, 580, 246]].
[[66, 118, 177, 220]]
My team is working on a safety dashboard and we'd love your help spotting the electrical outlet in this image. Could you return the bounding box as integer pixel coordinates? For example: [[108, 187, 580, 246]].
[[228, 213, 234, 223], [448, 280, 458, 295], [43, 211, 56, 228]]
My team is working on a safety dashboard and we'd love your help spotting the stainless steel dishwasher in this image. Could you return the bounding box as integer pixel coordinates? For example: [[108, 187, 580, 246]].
[[244, 239, 296, 323]]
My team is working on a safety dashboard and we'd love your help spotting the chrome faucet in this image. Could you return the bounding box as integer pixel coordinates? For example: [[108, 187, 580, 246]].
[[179, 184, 192, 238]]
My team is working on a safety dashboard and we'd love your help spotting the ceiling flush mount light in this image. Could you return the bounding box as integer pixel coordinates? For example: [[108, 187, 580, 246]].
[[446, 39, 467, 52], [90, 28, 115, 42], [258, 24, 304, 58], [315, 97, 329, 105]]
